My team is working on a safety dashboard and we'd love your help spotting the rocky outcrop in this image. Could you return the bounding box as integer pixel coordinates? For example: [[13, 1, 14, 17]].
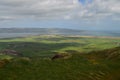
[[51, 53, 72, 60], [0, 49, 21, 56]]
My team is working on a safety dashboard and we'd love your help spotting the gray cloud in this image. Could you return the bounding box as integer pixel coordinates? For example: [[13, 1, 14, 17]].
[[0, 0, 120, 21], [0, 0, 78, 20]]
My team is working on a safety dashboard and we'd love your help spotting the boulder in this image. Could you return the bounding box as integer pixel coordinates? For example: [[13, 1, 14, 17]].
[[51, 53, 71, 60]]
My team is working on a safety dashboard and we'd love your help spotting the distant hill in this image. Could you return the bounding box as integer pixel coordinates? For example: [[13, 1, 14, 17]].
[[0, 28, 84, 38], [0, 28, 82, 33], [0, 28, 120, 38]]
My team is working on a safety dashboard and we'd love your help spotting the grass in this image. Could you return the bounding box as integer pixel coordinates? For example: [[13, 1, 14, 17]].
[[0, 55, 13, 60], [0, 35, 120, 80], [0, 51, 120, 80]]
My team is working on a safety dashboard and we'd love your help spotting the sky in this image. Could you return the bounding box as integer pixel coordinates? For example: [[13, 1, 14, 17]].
[[0, 0, 120, 31]]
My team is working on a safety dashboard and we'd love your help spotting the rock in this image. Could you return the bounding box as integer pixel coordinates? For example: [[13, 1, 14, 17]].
[[0, 49, 21, 56], [51, 53, 72, 60]]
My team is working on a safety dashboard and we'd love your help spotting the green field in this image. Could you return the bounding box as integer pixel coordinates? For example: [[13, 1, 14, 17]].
[[0, 35, 120, 80], [0, 35, 120, 57]]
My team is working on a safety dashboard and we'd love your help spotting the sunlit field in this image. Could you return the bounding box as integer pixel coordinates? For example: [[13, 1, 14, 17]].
[[0, 35, 120, 57]]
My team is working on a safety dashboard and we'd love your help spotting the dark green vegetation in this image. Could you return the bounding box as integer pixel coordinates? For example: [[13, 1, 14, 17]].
[[0, 35, 120, 80]]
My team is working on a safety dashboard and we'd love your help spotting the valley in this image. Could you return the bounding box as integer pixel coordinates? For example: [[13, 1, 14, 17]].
[[0, 35, 120, 80]]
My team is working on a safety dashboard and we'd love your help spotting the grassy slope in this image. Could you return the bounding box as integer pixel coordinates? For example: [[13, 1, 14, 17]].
[[0, 35, 120, 80], [0, 47, 120, 80]]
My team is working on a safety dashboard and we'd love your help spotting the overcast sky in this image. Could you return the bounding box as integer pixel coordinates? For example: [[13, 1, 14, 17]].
[[0, 0, 120, 31]]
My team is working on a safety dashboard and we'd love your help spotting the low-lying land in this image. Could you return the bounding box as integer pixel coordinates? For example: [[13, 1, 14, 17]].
[[0, 35, 120, 80], [0, 35, 120, 57]]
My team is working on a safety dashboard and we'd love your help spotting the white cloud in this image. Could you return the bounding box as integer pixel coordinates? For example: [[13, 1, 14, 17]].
[[0, 0, 119, 21], [0, 16, 15, 21]]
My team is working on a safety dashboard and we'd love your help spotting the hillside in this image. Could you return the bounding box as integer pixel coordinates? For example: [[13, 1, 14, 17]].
[[0, 47, 120, 80], [86, 47, 120, 60], [0, 36, 119, 80]]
